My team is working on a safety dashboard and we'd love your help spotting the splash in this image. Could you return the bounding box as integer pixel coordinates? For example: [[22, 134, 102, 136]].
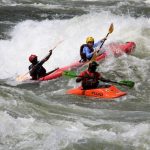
[[0, 12, 149, 79]]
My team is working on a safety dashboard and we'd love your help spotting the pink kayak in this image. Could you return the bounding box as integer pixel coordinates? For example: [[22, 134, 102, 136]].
[[39, 42, 136, 81]]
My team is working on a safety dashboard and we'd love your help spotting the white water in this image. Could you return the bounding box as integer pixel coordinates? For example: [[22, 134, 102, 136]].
[[0, 2, 150, 149], [0, 12, 149, 79], [0, 105, 150, 149]]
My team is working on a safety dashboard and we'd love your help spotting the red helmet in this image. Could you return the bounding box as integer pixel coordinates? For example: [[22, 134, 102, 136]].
[[29, 54, 37, 63]]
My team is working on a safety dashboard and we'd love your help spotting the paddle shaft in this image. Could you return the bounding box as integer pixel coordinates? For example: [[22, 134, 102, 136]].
[[97, 23, 114, 52], [18, 48, 55, 79], [28, 51, 51, 74], [16, 40, 63, 81], [64, 72, 132, 87], [85, 77, 130, 87], [106, 80, 128, 86], [66, 74, 111, 82], [76, 75, 116, 84], [29, 40, 63, 73], [99, 33, 110, 49]]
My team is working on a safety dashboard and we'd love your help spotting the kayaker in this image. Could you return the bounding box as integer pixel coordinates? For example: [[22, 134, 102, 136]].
[[80, 36, 106, 62], [29, 50, 57, 80], [76, 61, 110, 90]]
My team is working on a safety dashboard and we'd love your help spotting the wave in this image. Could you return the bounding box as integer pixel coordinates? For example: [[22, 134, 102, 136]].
[[0, 12, 149, 79]]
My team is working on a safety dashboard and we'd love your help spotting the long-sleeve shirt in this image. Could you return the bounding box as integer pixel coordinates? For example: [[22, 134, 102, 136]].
[[82, 40, 103, 59]]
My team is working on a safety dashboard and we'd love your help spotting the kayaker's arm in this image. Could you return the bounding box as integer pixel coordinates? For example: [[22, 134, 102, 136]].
[[83, 47, 94, 59], [76, 70, 90, 82], [94, 38, 107, 48], [39, 50, 52, 65], [99, 77, 111, 82], [76, 74, 110, 83], [76, 74, 93, 82], [46, 67, 59, 76], [95, 38, 107, 53]]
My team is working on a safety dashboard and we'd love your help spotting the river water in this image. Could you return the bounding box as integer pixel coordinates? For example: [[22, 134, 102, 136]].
[[0, 0, 150, 149]]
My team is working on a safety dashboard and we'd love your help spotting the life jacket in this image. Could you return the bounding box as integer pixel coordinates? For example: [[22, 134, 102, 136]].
[[29, 62, 46, 80], [81, 70, 100, 90], [80, 44, 94, 62]]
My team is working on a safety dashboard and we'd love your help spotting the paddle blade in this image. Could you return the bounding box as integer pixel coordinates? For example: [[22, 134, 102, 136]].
[[119, 80, 135, 88], [63, 70, 77, 78], [16, 73, 30, 82], [109, 23, 114, 34]]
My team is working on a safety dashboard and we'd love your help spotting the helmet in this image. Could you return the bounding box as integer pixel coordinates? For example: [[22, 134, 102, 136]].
[[89, 61, 99, 68], [88, 61, 99, 72], [29, 54, 37, 63], [86, 36, 94, 43]]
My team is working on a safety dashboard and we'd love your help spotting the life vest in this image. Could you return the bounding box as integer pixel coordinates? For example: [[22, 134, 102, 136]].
[[81, 70, 100, 89], [80, 44, 94, 62]]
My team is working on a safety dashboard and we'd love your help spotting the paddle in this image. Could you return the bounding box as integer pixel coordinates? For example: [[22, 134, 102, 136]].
[[63, 70, 135, 88], [99, 23, 114, 49], [90, 23, 114, 62], [16, 40, 63, 81]]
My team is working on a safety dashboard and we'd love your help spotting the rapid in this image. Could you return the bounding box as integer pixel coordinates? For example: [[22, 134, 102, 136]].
[[0, 0, 150, 149]]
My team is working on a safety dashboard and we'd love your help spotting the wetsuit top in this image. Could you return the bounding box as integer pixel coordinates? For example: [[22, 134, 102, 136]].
[[29, 52, 52, 80], [29, 61, 46, 80], [79, 70, 101, 90]]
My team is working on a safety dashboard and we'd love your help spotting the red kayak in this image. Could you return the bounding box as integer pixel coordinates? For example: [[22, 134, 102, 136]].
[[39, 42, 136, 81], [67, 85, 127, 99]]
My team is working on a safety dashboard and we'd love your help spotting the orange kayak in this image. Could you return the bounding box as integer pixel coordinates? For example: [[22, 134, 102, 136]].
[[67, 85, 126, 99]]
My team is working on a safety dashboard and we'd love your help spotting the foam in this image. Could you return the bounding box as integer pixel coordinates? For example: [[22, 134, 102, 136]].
[[0, 12, 149, 79]]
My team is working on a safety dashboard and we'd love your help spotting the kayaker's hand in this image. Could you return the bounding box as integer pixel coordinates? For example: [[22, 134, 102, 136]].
[[76, 77, 82, 83], [97, 49, 100, 53], [101, 37, 107, 42], [49, 50, 52, 55], [91, 51, 95, 54]]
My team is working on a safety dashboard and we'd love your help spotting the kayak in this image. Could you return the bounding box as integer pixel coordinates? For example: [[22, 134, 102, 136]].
[[66, 85, 127, 99], [39, 42, 136, 81]]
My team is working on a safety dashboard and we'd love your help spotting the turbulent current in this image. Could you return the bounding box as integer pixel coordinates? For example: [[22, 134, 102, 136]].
[[0, 0, 150, 150]]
